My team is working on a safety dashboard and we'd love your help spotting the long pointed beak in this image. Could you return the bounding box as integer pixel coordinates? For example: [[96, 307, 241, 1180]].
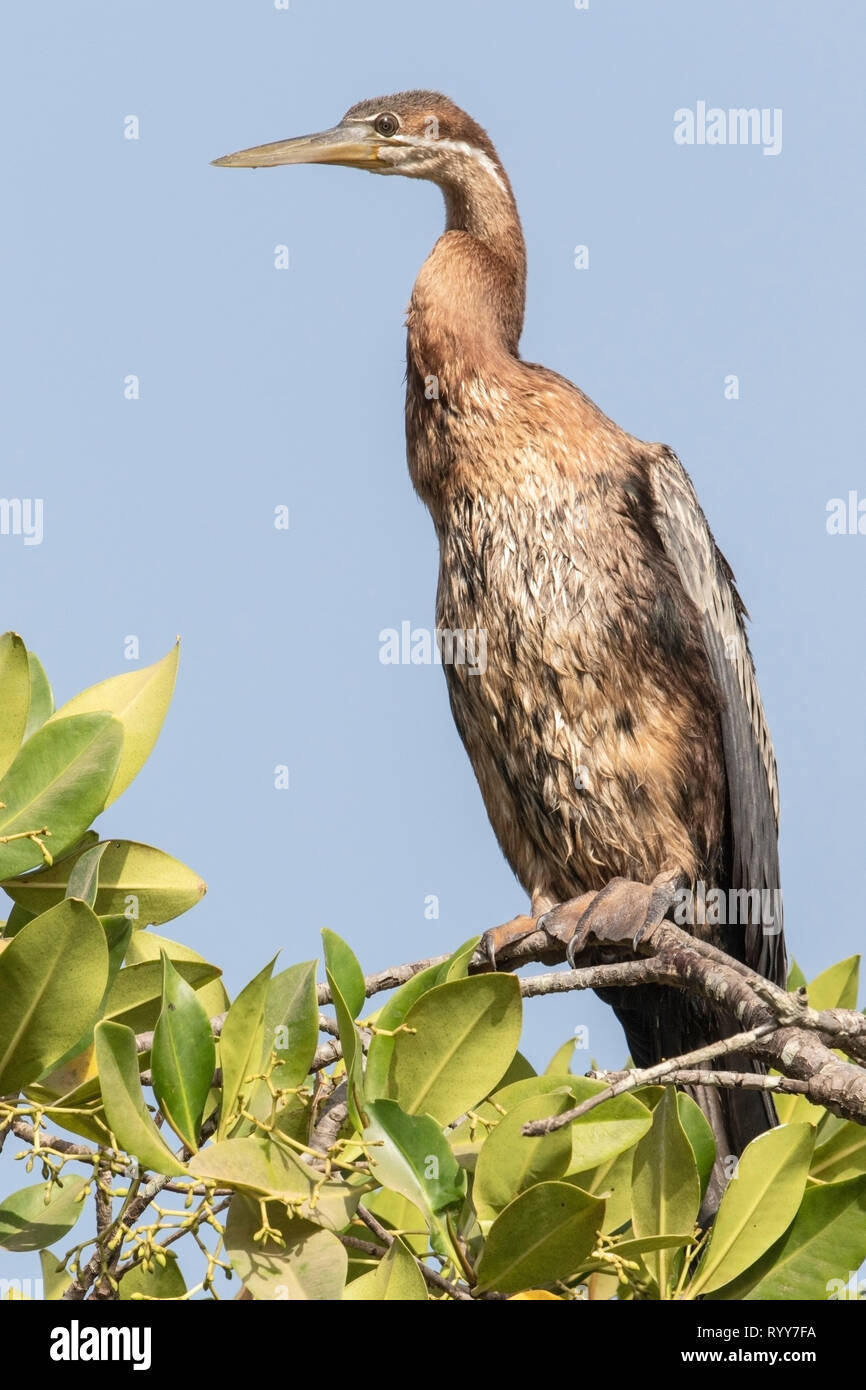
[[212, 124, 378, 170]]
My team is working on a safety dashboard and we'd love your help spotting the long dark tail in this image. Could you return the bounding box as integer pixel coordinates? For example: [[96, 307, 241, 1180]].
[[600, 983, 777, 1214]]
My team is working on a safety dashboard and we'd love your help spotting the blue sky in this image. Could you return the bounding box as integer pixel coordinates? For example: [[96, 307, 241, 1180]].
[[2, 0, 863, 1104]]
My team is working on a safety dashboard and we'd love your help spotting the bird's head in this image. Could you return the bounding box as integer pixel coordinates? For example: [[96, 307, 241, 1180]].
[[212, 89, 508, 194]]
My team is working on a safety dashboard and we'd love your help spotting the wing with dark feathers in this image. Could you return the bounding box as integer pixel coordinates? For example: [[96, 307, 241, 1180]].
[[648, 446, 786, 987]]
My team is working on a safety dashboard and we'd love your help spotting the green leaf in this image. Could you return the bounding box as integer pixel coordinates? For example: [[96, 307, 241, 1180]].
[[2, 902, 35, 938], [37, 915, 133, 1080], [608, 1233, 694, 1260], [364, 962, 444, 1099], [437, 936, 480, 982], [570, 1147, 635, 1234], [0, 713, 122, 877], [123, 927, 220, 971], [810, 1120, 866, 1182], [225, 1196, 347, 1301], [363, 1188, 429, 1255], [327, 965, 367, 1132], [39, 1250, 72, 1300], [806, 955, 860, 1012], [544, 1038, 576, 1074], [687, 1123, 814, 1297], [710, 1175, 866, 1301], [385, 975, 522, 1125], [103, 957, 220, 1035], [0, 1175, 88, 1252], [564, 1078, 653, 1170], [362, 1098, 466, 1220], [321, 928, 365, 1019], [48, 642, 179, 807], [65, 841, 110, 908], [3, 839, 207, 925], [263, 961, 319, 1091], [787, 960, 806, 992], [217, 958, 276, 1139], [473, 1090, 574, 1226], [0, 898, 108, 1092], [119, 1250, 187, 1301], [23, 651, 54, 741], [343, 1237, 427, 1300], [632, 1089, 701, 1297], [122, 928, 227, 1025], [0, 632, 30, 779], [188, 1136, 358, 1229], [676, 1092, 716, 1200], [474, 1181, 605, 1296], [151, 952, 215, 1152], [94, 1021, 187, 1175]]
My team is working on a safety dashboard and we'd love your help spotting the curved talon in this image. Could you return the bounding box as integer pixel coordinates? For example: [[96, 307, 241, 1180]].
[[477, 914, 537, 972]]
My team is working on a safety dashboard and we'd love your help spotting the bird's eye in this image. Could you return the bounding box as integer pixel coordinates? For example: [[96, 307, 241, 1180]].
[[374, 113, 399, 137]]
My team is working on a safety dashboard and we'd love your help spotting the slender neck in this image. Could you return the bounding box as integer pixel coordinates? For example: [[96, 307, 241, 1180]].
[[408, 156, 527, 366]]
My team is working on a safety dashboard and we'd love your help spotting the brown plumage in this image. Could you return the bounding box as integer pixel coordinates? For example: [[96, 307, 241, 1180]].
[[215, 91, 787, 1185]]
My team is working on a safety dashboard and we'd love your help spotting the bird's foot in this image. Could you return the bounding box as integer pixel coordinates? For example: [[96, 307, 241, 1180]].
[[477, 915, 538, 971], [537, 874, 677, 968]]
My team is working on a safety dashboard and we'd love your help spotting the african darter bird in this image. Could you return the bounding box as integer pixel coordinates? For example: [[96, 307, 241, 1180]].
[[215, 92, 786, 1185]]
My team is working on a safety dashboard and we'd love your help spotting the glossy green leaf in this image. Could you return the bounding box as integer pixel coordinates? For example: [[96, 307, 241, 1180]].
[[0, 898, 108, 1092], [37, 915, 133, 1079], [676, 1093, 716, 1199], [438, 936, 480, 982], [263, 961, 319, 1091], [0, 713, 122, 877], [102, 957, 220, 1035], [23, 651, 54, 741], [327, 965, 366, 1132], [564, 1078, 653, 1170], [570, 1147, 635, 1234], [65, 841, 110, 908], [0, 632, 30, 779], [810, 1120, 866, 1182], [3, 839, 206, 925], [119, 1250, 187, 1301], [322, 928, 365, 1019], [806, 955, 860, 1012], [151, 952, 215, 1152], [364, 962, 443, 1099], [363, 1098, 466, 1219], [217, 958, 276, 1139], [225, 1196, 347, 1301], [343, 1236, 427, 1300], [385, 974, 522, 1125], [475, 1181, 604, 1295], [0, 1175, 88, 1251], [48, 642, 179, 807], [632, 1089, 701, 1296], [123, 928, 227, 1025], [687, 1123, 814, 1297], [711, 1174, 866, 1301], [473, 1090, 574, 1225], [94, 1021, 187, 1176]]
